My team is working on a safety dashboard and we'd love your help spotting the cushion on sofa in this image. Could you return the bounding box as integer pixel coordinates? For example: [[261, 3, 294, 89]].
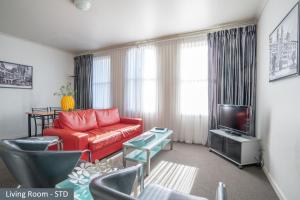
[[86, 123, 142, 143], [59, 109, 98, 132], [86, 129, 107, 142], [99, 123, 141, 138], [88, 131, 123, 151], [95, 108, 121, 127]]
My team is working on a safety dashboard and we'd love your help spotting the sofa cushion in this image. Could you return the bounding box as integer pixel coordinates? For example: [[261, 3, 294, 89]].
[[99, 123, 142, 138], [86, 129, 107, 142], [95, 108, 120, 127], [87, 123, 142, 150], [89, 131, 123, 151], [59, 109, 98, 132]]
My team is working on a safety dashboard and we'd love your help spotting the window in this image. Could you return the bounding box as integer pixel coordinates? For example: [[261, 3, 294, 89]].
[[125, 46, 157, 113], [93, 56, 111, 109], [141, 48, 157, 113], [179, 41, 208, 115]]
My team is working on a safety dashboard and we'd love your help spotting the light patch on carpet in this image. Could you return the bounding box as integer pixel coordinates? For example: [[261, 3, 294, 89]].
[[145, 160, 198, 194]]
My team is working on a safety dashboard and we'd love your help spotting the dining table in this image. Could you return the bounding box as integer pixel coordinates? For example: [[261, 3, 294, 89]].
[[26, 111, 55, 137]]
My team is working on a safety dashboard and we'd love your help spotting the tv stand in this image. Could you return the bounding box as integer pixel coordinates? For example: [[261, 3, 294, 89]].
[[221, 129, 242, 136], [208, 129, 260, 168]]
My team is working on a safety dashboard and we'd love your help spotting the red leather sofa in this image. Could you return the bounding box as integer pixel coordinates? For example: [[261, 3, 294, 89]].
[[43, 108, 143, 162]]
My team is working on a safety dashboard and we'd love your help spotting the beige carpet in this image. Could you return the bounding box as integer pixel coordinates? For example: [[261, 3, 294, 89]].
[[113, 142, 278, 200], [0, 142, 278, 200]]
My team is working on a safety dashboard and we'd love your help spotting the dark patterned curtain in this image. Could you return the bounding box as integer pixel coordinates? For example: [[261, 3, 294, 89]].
[[208, 25, 256, 136], [74, 54, 93, 109]]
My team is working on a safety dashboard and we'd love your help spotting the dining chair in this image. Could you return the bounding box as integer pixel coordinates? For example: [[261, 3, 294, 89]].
[[49, 107, 62, 116], [0, 139, 82, 188], [49, 107, 62, 126], [32, 107, 50, 136]]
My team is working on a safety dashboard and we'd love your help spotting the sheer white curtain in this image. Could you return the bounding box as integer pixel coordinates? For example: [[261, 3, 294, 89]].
[[124, 45, 159, 130], [175, 38, 208, 144], [95, 35, 208, 144], [93, 56, 112, 109], [154, 37, 208, 144]]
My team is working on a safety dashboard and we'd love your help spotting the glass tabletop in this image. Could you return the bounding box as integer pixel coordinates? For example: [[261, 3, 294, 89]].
[[123, 129, 173, 150], [56, 160, 119, 200], [56, 177, 93, 200]]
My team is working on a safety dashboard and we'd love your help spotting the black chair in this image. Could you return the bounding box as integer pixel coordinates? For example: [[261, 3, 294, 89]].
[[11, 136, 60, 151], [49, 107, 62, 119], [49, 107, 61, 112], [32, 107, 50, 136], [49, 107, 62, 127], [90, 164, 144, 200], [14, 136, 63, 151], [89, 164, 226, 200], [0, 139, 82, 188]]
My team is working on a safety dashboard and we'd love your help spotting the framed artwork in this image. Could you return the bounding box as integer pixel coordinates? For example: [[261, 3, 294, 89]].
[[269, 2, 299, 81], [0, 61, 33, 89]]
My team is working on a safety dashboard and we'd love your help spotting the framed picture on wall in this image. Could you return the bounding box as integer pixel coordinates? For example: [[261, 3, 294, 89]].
[[0, 61, 33, 89], [269, 2, 299, 81]]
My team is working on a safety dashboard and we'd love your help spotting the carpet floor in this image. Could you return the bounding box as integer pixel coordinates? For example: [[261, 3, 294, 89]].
[[0, 142, 278, 200]]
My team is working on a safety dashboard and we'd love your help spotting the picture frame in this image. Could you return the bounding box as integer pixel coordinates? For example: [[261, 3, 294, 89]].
[[0, 60, 33, 89], [269, 2, 300, 81]]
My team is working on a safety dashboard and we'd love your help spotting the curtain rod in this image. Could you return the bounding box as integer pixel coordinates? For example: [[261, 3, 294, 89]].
[[77, 19, 256, 56]]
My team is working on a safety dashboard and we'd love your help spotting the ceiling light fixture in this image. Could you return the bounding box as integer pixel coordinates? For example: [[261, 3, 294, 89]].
[[74, 0, 92, 11]]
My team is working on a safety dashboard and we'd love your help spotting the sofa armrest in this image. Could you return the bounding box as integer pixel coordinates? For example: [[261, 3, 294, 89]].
[[53, 119, 61, 128], [120, 117, 144, 132], [43, 128, 89, 151]]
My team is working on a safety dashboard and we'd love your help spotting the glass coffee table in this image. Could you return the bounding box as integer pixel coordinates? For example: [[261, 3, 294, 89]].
[[56, 160, 118, 200], [56, 177, 93, 200], [123, 129, 173, 175]]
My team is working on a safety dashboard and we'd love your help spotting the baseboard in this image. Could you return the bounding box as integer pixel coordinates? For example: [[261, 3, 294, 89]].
[[262, 166, 287, 200]]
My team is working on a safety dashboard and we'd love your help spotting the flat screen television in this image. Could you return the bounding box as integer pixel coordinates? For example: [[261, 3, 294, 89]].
[[217, 104, 253, 136]]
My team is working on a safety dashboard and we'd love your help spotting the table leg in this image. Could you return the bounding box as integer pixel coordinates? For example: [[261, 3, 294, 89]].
[[170, 134, 174, 150], [88, 151, 92, 162], [146, 150, 151, 176], [57, 139, 63, 150], [133, 180, 138, 197], [123, 146, 127, 167], [81, 149, 92, 162], [57, 141, 60, 150], [59, 139, 63, 150], [51, 114, 55, 127], [41, 116, 45, 136], [27, 114, 32, 137], [138, 164, 144, 192]]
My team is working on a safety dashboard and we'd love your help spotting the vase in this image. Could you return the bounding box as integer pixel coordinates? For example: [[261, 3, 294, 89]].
[[61, 96, 75, 111]]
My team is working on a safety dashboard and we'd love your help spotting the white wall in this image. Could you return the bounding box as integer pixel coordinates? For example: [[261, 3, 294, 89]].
[[0, 33, 74, 139], [256, 0, 300, 199]]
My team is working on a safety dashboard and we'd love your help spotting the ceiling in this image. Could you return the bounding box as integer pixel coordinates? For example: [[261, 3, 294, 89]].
[[0, 0, 268, 54]]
